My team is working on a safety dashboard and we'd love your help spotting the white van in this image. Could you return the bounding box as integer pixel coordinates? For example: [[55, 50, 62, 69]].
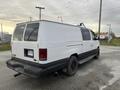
[[7, 20, 100, 77]]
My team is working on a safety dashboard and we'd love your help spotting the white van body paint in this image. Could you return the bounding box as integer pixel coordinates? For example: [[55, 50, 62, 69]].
[[11, 20, 99, 64]]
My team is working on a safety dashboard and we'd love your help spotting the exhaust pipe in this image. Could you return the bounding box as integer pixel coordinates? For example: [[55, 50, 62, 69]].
[[14, 73, 22, 77]]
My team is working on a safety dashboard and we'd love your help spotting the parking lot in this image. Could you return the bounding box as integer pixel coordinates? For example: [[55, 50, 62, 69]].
[[0, 46, 120, 90]]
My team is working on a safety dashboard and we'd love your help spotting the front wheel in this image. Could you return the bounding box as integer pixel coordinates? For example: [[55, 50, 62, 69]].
[[94, 48, 100, 59], [65, 56, 78, 76]]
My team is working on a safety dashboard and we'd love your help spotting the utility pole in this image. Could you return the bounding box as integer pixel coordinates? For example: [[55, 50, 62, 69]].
[[0, 24, 3, 44], [35, 6, 45, 20], [58, 16, 63, 23], [107, 24, 112, 43], [29, 17, 32, 22], [98, 0, 103, 39], [1, 24, 3, 40]]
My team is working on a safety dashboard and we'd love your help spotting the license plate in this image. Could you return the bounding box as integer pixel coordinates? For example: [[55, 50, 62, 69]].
[[28, 50, 34, 57]]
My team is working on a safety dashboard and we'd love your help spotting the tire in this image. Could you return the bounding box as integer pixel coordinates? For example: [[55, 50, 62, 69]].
[[94, 48, 100, 59], [65, 56, 78, 76]]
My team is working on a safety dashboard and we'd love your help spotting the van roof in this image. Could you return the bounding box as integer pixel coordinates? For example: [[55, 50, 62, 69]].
[[17, 20, 82, 28], [17, 20, 93, 31]]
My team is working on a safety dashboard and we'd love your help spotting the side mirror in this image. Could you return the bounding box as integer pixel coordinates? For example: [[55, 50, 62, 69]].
[[93, 36, 99, 40]]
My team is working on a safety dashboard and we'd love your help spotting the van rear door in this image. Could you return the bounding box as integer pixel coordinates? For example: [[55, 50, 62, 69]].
[[12, 23, 39, 63]]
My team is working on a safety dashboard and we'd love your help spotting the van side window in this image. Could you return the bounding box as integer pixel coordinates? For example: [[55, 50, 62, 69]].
[[24, 23, 39, 41], [81, 28, 91, 40], [13, 24, 25, 41]]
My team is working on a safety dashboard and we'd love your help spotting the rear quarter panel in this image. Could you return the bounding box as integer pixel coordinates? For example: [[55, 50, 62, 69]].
[[38, 21, 83, 64]]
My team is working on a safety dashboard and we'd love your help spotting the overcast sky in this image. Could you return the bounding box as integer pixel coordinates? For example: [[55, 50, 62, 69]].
[[0, 0, 120, 35]]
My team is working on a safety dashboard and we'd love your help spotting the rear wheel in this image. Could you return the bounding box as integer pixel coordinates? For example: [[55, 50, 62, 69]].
[[65, 56, 78, 76]]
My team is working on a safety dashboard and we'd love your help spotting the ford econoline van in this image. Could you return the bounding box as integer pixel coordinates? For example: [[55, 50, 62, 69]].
[[7, 20, 100, 77]]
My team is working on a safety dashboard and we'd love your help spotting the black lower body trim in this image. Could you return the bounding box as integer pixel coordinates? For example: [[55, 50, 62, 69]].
[[78, 48, 99, 60]]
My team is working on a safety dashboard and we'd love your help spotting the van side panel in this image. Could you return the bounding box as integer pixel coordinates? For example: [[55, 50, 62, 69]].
[[38, 21, 83, 64]]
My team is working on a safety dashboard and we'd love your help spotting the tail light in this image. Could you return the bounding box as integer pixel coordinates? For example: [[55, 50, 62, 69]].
[[39, 48, 47, 61]]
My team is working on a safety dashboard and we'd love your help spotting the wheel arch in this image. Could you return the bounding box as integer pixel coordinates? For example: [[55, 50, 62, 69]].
[[70, 53, 79, 59]]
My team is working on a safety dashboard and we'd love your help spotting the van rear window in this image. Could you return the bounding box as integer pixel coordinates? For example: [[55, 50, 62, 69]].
[[13, 24, 25, 41], [24, 23, 39, 41]]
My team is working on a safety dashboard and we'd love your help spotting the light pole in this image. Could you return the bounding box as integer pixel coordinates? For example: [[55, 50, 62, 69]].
[[0, 24, 3, 41], [98, 0, 103, 39], [107, 24, 112, 43], [29, 17, 32, 22], [0, 23, 4, 44], [35, 6, 45, 20], [58, 16, 63, 23]]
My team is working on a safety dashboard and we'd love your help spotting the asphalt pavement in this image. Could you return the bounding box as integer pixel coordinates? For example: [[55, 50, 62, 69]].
[[0, 46, 120, 90]]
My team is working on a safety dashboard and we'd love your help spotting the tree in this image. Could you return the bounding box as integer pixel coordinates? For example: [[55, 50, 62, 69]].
[[110, 32, 116, 38]]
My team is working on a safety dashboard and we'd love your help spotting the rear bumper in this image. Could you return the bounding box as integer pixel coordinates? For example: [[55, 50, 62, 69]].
[[6, 58, 68, 78], [7, 60, 44, 78]]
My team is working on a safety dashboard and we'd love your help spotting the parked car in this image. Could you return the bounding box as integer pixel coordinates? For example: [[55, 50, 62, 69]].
[[7, 20, 100, 78]]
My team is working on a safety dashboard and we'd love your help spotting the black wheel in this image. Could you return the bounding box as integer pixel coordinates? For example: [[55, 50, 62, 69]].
[[65, 56, 78, 76], [94, 48, 100, 59]]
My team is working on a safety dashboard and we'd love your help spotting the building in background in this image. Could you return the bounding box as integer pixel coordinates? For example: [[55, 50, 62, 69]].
[[116, 33, 120, 38], [99, 32, 116, 40], [100, 32, 108, 40]]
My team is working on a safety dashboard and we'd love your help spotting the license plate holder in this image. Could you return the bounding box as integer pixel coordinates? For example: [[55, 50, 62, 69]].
[[24, 49, 34, 58]]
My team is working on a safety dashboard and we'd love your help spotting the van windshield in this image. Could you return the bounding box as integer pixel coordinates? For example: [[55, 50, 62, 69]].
[[24, 23, 39, 41], [13, 24, 25, 41]]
